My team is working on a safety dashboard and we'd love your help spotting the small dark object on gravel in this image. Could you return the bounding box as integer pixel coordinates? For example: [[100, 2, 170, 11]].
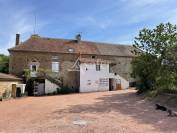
[[155, 104, 177, 117], [156, 104, 167, 111]]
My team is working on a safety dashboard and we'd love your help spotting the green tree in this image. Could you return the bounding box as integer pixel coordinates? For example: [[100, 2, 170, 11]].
[[0, 54, 9, 73], [132, 23, 177, 94]]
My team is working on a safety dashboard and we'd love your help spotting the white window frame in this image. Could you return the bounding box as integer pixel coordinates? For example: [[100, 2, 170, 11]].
[[29, 61, 39, 72], [52, 61, 59, 73], [30, 64, 37, 72]]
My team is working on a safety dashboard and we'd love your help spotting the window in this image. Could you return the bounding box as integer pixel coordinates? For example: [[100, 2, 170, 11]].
[[29, 60, 39, 77], [96, 64, 100, 71], [29, 61, 39, 72], [52, 62, 59, 72], [30, 64, 38, 72], [109, 64, 111, 73], [31, 65, 37, 72]]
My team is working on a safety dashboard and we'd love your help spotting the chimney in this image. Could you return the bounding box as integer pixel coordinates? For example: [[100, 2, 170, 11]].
[[75, 33, 81, 42], [15, 34, 20, 46]]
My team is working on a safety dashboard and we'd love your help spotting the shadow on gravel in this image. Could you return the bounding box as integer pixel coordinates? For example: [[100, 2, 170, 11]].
[[53, 91, 177, 133]]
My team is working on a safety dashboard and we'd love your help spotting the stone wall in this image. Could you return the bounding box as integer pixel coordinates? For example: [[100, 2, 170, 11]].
[[0, 81, 20, 97], [91, 55, 134, 81], [9, 51, 134, 89]]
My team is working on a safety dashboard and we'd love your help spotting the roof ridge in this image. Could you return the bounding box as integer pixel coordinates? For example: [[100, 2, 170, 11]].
[[39, 36, 71, 42], [38, 36, 132, 47]]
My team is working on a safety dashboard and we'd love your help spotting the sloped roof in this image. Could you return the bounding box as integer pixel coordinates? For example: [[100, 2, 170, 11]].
[[0, 73, 21, 81], [9, 35, 135, 57]]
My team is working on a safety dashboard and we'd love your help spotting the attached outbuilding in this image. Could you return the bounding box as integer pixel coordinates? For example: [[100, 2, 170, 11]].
[[79, 58, 129, 93], [0, 73, 22, 98]]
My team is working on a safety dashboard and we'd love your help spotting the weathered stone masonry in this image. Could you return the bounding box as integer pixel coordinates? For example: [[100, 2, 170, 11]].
[[9, 51, 133, 89], [8, 34, 135, 89]]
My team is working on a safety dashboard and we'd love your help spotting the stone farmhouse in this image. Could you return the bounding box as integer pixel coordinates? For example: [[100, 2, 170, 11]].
[[8, 34, 135, 95]]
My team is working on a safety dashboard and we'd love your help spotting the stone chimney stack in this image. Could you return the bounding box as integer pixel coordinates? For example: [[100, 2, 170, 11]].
[[15, 34, 20, 46], [75, 33, 81, 42]]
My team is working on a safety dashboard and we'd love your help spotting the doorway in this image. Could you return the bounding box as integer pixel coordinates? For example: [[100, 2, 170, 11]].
[[16, 87, 21, 97], [109, 78, 114, 91]]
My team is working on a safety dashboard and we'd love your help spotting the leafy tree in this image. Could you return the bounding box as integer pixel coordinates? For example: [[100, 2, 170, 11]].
[[156, 44, 177, 93], [132, 23, 177, 94], [0, 54, 9, 73]]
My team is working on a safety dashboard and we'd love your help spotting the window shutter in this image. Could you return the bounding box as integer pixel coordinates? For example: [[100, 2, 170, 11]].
[[96, 64, 100, 71], [52, 62, 59, 72]]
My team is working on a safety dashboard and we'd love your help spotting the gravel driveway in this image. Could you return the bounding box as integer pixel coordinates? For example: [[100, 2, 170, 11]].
[[0, 89, 177, 133]]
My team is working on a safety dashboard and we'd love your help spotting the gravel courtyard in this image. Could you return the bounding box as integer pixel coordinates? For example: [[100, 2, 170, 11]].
[[0, 89, 177, 133]]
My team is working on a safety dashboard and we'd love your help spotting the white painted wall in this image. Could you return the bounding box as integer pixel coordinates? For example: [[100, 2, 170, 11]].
[[45, 79, 59, 94], [16, 84, 26, 94], [80, 63, 109, 92], [117, 75, 129, 89], [80, 63, 129, 92], [108, 73, 129, 90]]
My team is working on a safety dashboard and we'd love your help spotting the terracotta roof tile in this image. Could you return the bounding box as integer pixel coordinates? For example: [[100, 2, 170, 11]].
[[9, 36, 135, 57], [0, 73, 21, 81]]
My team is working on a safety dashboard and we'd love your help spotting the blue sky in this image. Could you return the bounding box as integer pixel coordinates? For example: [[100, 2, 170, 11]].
[[0, 0, 177, 55]]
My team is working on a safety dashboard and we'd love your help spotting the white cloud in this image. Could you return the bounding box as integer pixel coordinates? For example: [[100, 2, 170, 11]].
[[1, 0, 177, 55], [4, 15, 34, 54], [0, 6, 47, 55]]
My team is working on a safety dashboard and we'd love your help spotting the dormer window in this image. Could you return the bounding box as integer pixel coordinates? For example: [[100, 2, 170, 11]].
[[68, 48, 74, 52]]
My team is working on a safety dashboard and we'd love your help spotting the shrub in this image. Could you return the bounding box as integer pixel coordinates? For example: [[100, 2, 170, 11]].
[[57, 86, 77, 94], [146, 90, 158, 97], [0, 54, 9, 73], [2, 89, 11, 99]]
